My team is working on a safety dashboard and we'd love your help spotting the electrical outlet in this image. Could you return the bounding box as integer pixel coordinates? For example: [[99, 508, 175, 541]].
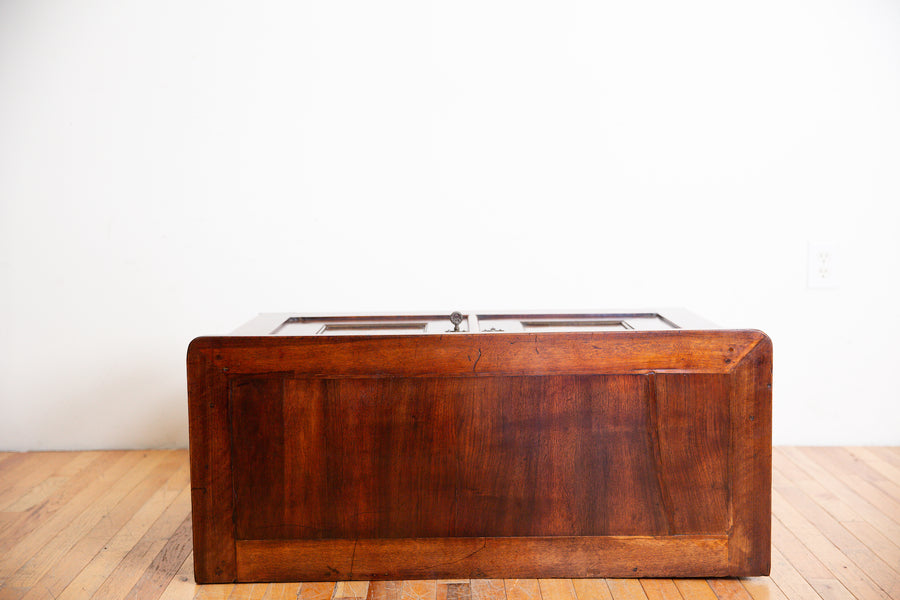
[[807, 242, 838, 289]]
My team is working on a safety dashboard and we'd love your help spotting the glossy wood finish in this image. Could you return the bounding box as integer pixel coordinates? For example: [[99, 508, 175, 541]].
[[230, 375, 730, 541], [187, 312, 773, 583], [0, 448, 897, 599], [187, 348, 235, 583]]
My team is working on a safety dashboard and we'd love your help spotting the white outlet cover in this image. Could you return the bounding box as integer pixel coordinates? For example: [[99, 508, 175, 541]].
[[807, 242, 838, 289]]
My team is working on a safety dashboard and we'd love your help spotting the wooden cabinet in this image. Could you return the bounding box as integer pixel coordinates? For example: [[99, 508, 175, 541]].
[[187, 310, 772, 582]]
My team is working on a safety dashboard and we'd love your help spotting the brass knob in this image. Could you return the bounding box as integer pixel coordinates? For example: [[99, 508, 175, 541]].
[[449, 312, 463, 332]]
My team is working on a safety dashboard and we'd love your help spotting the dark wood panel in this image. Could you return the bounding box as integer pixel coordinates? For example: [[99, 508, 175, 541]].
[[651, 373, 731, 533], [234, 536, 730, 581], [231, 377, 285, 540], [187, 324, 772, 581], [282, 378, 329, 541], [230, 374, 731, 541], [728, 336, 773, 575], [190, 330, 762, 377], [186, 349, 235, 582]]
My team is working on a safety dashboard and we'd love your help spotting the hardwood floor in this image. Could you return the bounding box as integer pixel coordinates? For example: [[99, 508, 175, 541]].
[[0, 447, 897, 600]]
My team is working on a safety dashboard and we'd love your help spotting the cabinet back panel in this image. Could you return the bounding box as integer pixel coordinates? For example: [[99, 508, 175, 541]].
[[230, 374, 730, 541]]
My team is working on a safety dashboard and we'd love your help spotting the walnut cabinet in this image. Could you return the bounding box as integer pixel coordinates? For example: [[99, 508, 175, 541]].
[[187, 310, 772, 582]]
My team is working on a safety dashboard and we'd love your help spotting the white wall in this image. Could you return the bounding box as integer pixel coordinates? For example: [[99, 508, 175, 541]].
[[1, 0, 898, 451]]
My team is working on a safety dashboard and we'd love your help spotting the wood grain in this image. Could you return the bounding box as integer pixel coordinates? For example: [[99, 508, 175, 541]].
[[740, 575, 791, 600], [809, 449, 900, 524], [504, 580, 541, 600], [234, 536, 729, 581], [263, 583, 301, 600], [367, 581, 403, 600], [0, 451, 127, 559], [571, 580, 613, 600], [651, 373, 730, 534], [772, 492, 890, 600], [470, 581, 506, 600], [0, 452, 75, 510], [778, 448, 900, 548], [123, 514, 194, 600], [193, 584, 234, 600], [1, 448, 899, 599], [671, 579, 716, 600], [190, 330, 763, 377], [233, 375, 730, 541], [438, 583, 471, 600], [54, 459, 190, 600], [727, 335, 773, 576], [638, 580, 681, 600], [539, 580, 577, 600], [189, 324, 771, 581], [231, 378, 285, 540], [774, 480, 900, 597], [0, 451, 140, 580], [19, 452, 185, 600], [765, 546, 821, 600], [157, 551, 197, 600], [87, 483, 193, 600], [335, 581, 371, 600], [187, 347, 236, 583], [300, 582, 336, 600], [604, 580, 648, 600], [706, 579, 753, 600], [400, 581, 436, 600]]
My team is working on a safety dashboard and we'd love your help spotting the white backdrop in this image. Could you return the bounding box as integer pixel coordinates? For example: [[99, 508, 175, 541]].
[[1, 0, 899, 450]]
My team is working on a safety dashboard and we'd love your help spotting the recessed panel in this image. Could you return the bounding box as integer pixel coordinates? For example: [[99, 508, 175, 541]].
[[271, 316, 468, 335], [478, 313, 678, 332], [230, 374, 730, 542], [520, 320, 630, 332], [318, 323, 428, 335]]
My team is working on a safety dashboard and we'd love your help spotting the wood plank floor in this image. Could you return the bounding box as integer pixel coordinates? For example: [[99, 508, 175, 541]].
[[0, 448, 898, 600]]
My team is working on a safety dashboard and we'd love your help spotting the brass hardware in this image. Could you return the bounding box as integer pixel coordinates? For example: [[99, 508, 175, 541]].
[[449, 311, 463, 332]]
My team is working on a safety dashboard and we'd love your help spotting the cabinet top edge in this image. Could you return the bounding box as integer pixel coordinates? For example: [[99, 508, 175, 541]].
[[221, 309, 722, 336]]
